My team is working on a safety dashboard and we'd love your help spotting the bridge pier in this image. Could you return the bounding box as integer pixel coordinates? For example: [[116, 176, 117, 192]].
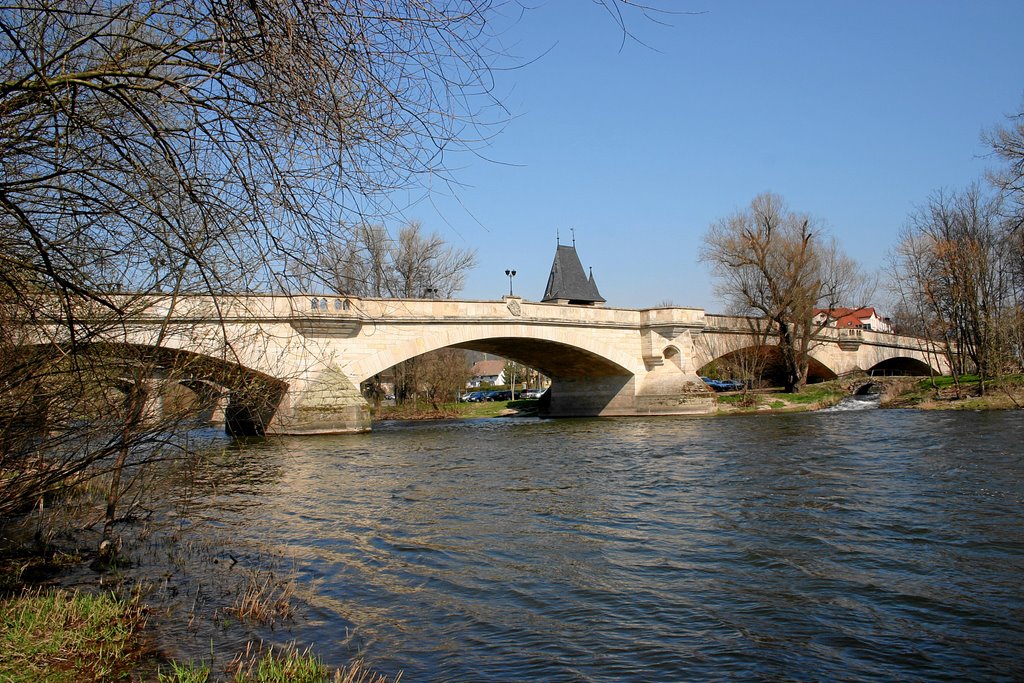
[[634, 370, 715, 415], [266, 363, 371, 435], [543, 376, 637, 417], [542, 371, 714, 418]]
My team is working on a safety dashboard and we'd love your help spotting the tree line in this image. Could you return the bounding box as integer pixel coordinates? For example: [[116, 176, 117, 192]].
[[701, 105, 1024, 394], [889, 111, 1024, 395]]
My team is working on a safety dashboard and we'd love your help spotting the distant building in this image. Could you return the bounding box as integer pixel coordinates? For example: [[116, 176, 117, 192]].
[[813, 307, 893, 333], [541, 243, 605, 306], [467, 359, 506, 388]]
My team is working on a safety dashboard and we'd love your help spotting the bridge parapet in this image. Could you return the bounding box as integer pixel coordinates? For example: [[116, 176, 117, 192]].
[[286, 295, 698, 332]]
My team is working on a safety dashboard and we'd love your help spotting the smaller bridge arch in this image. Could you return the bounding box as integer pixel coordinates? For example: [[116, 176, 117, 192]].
[[864, 356, 936, 376], [15, 342, 289, 436]]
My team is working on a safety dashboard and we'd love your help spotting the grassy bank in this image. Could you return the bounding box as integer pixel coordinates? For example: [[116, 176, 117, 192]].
[[0, 589, 147, 682], [882, 374, 1024, 410], [372, 398, 538, 420], [712, 382, 847, 414], [0, 585, 397, 682], [712, 375, 1024, 413]]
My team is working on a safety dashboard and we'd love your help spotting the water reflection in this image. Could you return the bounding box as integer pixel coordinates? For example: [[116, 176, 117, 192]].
[[141, 412, 1023, 681]]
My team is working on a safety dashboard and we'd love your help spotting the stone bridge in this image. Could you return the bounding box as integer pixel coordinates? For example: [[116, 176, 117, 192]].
[[39, 295, 947, 434]]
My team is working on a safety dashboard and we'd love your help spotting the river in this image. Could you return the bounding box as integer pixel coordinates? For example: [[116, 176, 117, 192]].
[[128, 408, 1023, 681]]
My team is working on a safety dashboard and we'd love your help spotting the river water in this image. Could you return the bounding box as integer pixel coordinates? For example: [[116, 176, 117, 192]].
[[139, 409, 1023, 681]]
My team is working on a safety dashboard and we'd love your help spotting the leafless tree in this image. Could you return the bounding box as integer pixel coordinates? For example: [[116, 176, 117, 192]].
[[892, 186, 1017, 394], [0, 0, 502, 554], [308, 220, 477, 298], [502, 359, 535, 397], [0, 0, 677, 552], [986, 105, 1024, 226], [419, 349, 471, 409], [701, 193, 870, 392]]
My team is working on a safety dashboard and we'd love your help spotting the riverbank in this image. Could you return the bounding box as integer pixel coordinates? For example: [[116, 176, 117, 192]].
[[371, 398, 539, 420], [371, 376, 1024, 421], [880, 374, 1024, 410]]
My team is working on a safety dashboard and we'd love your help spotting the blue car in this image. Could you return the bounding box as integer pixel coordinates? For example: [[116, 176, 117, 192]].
[[701, 377, 745, 392], [700, 376, 724, 391]]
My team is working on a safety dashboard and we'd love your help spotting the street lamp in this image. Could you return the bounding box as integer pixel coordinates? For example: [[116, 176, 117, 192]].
[[505, 269, 517, 296]]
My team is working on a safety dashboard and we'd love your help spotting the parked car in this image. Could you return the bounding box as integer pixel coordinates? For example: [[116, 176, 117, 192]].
[[701, 377, 745, 392], [701, 376, 725, 391]]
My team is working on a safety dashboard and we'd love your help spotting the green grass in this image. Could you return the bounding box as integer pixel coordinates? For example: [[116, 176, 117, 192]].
[[917, 373, 1022, 390], [0, 589, 147, 682], [776, 383, 845, 404], [714, 394, 751, 405], [374, 398, 539, 420], [158, 660, 211, 683], [159, 647, 399, 683], [0, 588, 398, 683], [918, 374, 980, 389]]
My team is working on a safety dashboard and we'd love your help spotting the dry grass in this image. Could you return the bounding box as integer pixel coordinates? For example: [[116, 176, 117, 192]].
[[222, 569, 295, 626]]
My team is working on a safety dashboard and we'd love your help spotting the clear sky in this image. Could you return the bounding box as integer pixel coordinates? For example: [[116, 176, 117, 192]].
[[405, 1, 1024, 312]]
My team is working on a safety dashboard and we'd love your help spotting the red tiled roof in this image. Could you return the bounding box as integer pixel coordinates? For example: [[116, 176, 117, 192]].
[[815, 307, 878, 321]]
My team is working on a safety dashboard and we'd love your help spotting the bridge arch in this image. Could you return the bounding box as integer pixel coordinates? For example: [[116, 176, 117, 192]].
[[865, 356, 936, 376], [695, 343, 840, 385], [15, 342, 287, 436], [350, 324, 640, 384]]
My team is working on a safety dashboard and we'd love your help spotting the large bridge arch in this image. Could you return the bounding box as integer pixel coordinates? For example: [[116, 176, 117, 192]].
[[345, 324, 647, 418], [865, 356, 936, 376], [348, 323, 643, 384]]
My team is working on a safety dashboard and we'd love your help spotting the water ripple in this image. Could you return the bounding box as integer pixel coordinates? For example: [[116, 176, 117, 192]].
[[150, 411, 1024, 682]]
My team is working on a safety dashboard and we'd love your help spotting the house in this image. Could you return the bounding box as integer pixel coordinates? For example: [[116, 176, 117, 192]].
[[541, 242, 605, 306], [467, 359, 506, 388], [813, 307, 893, 333]]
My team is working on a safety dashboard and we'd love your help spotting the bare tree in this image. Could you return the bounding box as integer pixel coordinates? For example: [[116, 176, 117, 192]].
[[701, 193, 869, 392], [419, 349, 471, 409], [305, 220, 477, 298], [986, 105, 1024, 225], [502, 359, 535, 397], [0, 0, 678, 553], [0, 0, 503, 554], [892, 186, 1017, 394]]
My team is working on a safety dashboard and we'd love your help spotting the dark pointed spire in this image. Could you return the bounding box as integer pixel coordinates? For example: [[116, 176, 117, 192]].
[[542, 243, 604, 305]]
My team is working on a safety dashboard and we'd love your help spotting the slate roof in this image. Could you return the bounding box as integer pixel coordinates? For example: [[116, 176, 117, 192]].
[[542, 244, 605, 304]]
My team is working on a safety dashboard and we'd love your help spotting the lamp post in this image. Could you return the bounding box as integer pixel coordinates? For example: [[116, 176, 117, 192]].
[[504, 269, 517, 297]]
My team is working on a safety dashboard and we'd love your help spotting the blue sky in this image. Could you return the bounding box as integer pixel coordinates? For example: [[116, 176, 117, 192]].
[[407, 1, 1024, 312]]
